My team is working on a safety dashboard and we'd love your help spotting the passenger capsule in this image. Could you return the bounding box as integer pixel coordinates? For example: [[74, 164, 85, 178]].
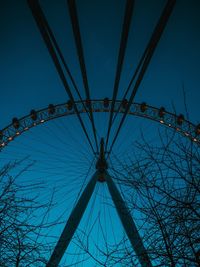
[[30, 109, 37, 121], [48, 104, 55, 115], [195, 124, 200, 135], [140, 102, 147, 112], [122, 99, 128, 109], [0, 131, 3, 140], [67, 100, 73, 110], [177, 114, 184, 125], [12, 118, 20, 129], [103, 97, 109, 108], [85, 99, 91, 108], [158, 107, 165, 118]]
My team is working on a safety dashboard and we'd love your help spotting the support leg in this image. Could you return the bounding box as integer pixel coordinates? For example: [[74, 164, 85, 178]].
[[106, 172, 152, 267], [46, 171, 99, 267]]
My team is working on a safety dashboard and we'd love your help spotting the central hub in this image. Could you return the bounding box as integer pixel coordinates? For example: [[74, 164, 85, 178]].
[[95, 138, 108, 182]]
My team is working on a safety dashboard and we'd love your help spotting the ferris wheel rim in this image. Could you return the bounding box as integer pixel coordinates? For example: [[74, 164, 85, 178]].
[[0, 99, 199, 150]]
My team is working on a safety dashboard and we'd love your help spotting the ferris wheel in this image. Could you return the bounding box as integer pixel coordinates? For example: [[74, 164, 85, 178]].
[[0, 0, 199, 266]]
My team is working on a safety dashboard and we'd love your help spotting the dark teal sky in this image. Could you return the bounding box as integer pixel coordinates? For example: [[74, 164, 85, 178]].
[[0, 0, 200, 127], [0, 1, 200, 265]]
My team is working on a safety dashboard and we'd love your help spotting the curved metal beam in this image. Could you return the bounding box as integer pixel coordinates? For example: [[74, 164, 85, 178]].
[[0, 100, 199, 149]]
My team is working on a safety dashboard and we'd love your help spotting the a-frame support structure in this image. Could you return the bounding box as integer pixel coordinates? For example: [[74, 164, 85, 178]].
[[47, 139, 152, 267]]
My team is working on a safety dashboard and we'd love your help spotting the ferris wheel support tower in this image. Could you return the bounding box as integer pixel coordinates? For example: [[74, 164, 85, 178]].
[[25, 0, 177, 265], [47, 139, 152, 267]]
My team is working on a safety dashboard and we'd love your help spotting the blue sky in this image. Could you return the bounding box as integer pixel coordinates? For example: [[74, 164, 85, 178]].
[[0, 0, 200, 266], [0, 0, 199, 125]]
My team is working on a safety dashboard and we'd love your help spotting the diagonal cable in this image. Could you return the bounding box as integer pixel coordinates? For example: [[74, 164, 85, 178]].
[[110, 44, 148, 127], [28, 0, 91, 118], [108, 0, 176, 155], [67, 0, 99, 153], [105, 0, 135, 151], [28, 0, 95, 154], [38, 8, 85, 107], [111, 0, 176, 127]]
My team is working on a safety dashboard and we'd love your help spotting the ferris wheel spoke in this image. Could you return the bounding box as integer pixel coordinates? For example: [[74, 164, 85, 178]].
[[0, 99, 199, 266], [33, 166, 97, 248], [2, 0, 198, 264], [50, 118, 92, 159], [1, 118, 93, 172]]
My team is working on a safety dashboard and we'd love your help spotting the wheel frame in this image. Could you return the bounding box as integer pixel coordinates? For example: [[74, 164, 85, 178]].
[[0, 99, 199, 149]]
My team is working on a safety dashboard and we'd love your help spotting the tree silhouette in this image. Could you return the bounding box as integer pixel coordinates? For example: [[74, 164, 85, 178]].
[[111, 129, 200, 266], [0, 160, 55, 266]]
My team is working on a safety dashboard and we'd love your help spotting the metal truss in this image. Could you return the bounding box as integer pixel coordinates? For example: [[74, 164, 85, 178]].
[[0, 99, 199, 150]]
